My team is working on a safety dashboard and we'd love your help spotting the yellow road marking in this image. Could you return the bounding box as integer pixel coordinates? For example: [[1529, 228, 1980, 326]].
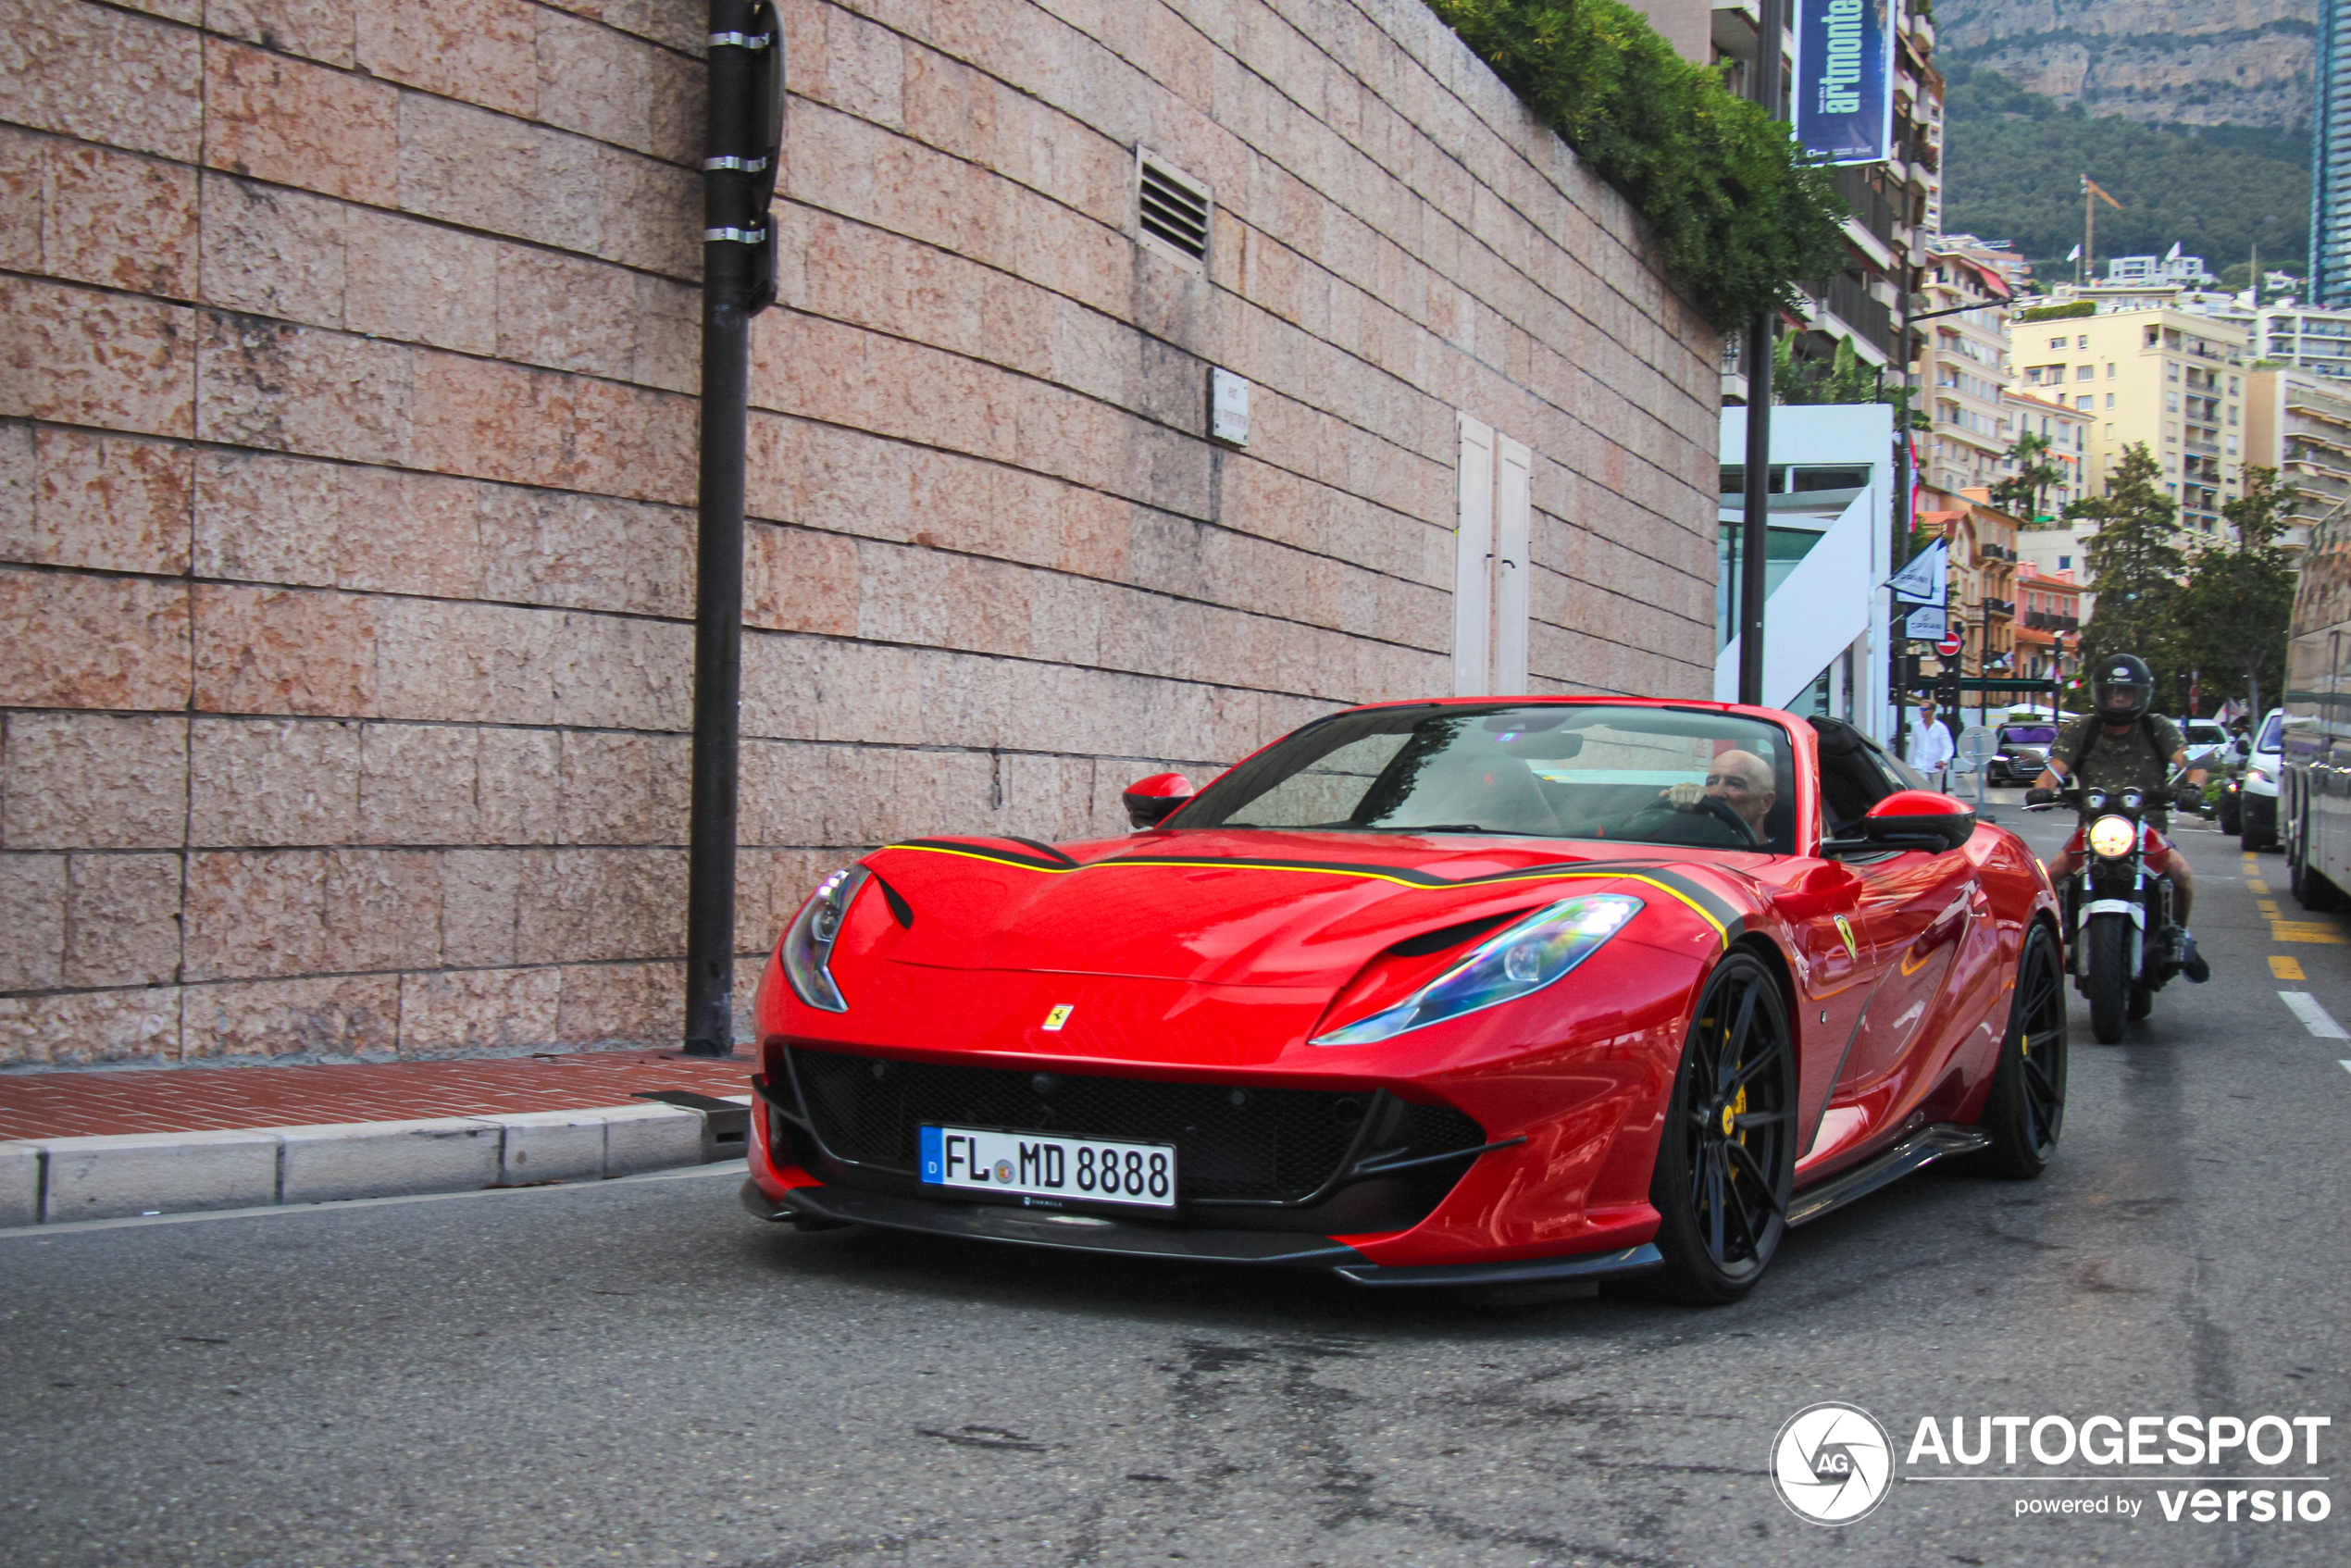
[[2270, 920, 2347, 945], [2257, 899, 2283, 917], [2246, 878, 2270, 895], [2271, 955, 2307, 980]]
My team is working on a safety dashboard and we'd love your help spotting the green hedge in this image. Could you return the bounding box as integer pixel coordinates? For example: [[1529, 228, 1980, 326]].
[[2015, 300, 2097, 322], [1427, 0, 1849, 332]]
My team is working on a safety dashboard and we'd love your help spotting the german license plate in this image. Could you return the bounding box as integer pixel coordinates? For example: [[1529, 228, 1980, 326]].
[[919, 1126, 1176, 1209]]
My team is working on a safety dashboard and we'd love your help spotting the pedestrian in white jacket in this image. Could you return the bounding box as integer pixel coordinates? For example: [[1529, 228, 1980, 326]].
[[1907, 699, 1955, 787]]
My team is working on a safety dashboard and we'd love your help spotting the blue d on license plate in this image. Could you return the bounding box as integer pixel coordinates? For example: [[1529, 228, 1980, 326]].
[[920, 1126, 1176, 1208]]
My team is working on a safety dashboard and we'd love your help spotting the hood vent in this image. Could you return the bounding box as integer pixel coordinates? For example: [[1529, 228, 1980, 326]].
[[1138, 149, 1210, 269]]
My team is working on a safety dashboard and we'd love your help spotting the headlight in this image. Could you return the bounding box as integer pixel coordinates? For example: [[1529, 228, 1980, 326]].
[[780, 866, 870, 1012], [2246, 767, 2270, 786], [1312, 894, 1642, 1046], [2086, 815, 2136, 859]]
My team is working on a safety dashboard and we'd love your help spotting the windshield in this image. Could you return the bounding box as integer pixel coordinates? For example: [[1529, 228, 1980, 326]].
[[2000, 725, 2056, 745], [1176, 703, 1797, 853], [2258, 714, 2283, 753]]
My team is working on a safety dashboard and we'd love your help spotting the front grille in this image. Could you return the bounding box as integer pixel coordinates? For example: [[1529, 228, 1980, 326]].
[[788, 1046, 1484, 1206]]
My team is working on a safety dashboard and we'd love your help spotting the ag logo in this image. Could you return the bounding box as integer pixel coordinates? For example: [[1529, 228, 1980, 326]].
[[1771, 1401, 1894, 1524]]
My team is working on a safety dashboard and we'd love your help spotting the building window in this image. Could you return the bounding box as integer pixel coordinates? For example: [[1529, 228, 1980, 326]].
[[2050, 337, 2069, 350], [2076, 395, 2092, 411], [2108, 364, 2117, 378], [2078, 335, 2090, 349]]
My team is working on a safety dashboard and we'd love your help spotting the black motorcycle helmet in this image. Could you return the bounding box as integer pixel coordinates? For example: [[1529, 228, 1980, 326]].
[[2093, 653, 2154, 727]]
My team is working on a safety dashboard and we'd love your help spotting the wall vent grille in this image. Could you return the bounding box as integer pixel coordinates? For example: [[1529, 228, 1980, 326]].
[[1137, 150, 1211, 269]]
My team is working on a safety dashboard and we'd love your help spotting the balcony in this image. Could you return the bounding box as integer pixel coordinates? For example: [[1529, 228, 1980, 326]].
[[1807, 270, 1896, 361], [1977, 541, 2016, 562], [1983, 597, 2017, 619], [1833, 165, 1899, 253], [2025, 611, 2081, 632]]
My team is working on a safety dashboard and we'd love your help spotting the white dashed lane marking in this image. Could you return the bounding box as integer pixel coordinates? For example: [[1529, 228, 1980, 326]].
[[2278, 990, 2351, 1039]]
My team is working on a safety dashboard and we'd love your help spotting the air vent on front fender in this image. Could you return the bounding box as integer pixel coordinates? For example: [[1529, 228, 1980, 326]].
[[1137, 149, 1211, 270]]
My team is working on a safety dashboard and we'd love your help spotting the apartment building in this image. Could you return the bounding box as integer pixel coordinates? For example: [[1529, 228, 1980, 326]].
[[2251, 304, 2351, 379], [1998, 389, 2092, 517], [1919, 241, 2015, 495], [1715, 1, 1942, 403], [2011, 304, 2249, 535], [2012, 565, 2084, 696], [1914, 486, 2020, 713], [2245, 367, 2351, 552], [2313, 0, 2351, 307]]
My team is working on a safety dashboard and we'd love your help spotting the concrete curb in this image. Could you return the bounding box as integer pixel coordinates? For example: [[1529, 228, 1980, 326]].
[[0, 1095, 752, 1226]]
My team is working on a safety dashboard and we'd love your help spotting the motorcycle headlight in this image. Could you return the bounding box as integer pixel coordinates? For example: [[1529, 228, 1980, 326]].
[[2087, 815, 2136, 859], [780, 866, 870, 1012], [1312, 895, 1641, 1046], [2246, 767, 2270, 786]]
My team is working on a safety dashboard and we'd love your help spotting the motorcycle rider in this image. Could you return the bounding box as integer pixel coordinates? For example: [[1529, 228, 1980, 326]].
[[2025, 653, 2211, 982]]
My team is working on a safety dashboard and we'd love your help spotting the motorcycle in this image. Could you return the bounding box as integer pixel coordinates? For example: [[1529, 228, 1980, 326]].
[[2024, 779, 2195, 1043]]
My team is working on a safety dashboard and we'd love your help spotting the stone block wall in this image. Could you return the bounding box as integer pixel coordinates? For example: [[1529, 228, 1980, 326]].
[[0, 0, 1719, 1069]]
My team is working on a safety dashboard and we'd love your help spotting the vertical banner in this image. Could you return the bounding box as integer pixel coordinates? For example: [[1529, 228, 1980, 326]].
[[1793, 0, 1896, 165]]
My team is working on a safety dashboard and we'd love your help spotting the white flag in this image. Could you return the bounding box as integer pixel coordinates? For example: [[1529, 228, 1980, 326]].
[[2165, 242, 2183, 261], [2067, 243, 2083, 261], [1886, 541, 1948, 607]]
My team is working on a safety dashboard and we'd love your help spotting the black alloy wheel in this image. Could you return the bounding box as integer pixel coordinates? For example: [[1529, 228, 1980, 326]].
[[1647, 952, 1797, 1304], [1978, 923, 2067, 1177]]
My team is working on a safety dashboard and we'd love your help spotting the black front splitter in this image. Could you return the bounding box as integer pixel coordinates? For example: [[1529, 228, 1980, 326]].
[[740, 1180, 1667, 1288], [748, 1181, 1362, 1266]]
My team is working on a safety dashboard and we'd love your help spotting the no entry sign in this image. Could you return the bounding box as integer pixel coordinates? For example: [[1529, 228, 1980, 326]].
[[1935, 631, 1963, 658]]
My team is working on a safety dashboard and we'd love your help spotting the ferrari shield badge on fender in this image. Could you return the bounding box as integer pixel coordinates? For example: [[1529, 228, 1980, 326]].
[[1042, 1004, 1074, 1031], [1834, 915, 1858, 960]]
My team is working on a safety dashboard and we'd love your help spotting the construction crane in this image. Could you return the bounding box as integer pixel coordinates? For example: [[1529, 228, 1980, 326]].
[[2081, 177, 2122, 286]]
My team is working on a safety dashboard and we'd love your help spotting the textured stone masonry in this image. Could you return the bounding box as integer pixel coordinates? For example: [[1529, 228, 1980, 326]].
[[2, 0, 1718, 1067]]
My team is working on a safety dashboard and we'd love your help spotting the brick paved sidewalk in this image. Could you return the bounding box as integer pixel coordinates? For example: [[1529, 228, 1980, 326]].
[[0, 1053, 753, 1142]]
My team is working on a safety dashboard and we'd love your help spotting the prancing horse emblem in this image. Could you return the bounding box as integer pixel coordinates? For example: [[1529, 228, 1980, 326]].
[[1042, 1004, 1074, 1031], [1833, 915, 1858, 960]]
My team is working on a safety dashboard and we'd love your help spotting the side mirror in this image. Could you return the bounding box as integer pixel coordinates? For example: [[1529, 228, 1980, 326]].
[[1122, 772, 1195, 829], [1856, 789, 1977, 853]]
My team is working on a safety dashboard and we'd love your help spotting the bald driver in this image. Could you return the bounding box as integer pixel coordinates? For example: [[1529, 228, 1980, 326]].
[[1658, 749, 1775, 843]]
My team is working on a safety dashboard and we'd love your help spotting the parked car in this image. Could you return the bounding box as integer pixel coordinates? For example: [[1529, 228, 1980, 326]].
[[1987, 721, 2058, 786], [2234, 709, 2283, 849]]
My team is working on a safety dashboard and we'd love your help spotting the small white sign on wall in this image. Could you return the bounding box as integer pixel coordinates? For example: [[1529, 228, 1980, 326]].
[[1210, 367, 1250, 445]]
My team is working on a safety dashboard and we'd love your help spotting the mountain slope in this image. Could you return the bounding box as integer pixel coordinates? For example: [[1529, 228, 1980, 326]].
[[1935, 0, 2317, 131], [1941, 63, 2309, 273]]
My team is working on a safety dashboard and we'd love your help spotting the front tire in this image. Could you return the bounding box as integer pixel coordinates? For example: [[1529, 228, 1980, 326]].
[[2085, 914, 2131, 1044], [1978, 924, 2067, 1177], [1647, 952, 1797, 1304]]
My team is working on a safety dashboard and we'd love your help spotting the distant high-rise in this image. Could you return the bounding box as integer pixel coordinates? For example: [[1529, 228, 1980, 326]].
[[2315, 0, 2351, 306]]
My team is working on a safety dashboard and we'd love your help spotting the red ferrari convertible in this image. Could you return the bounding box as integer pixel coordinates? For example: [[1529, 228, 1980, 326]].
[[741, 698, 2066, 1301]]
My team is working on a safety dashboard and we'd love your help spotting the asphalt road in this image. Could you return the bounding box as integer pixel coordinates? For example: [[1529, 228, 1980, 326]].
[[5, 794, 2347, 1568]]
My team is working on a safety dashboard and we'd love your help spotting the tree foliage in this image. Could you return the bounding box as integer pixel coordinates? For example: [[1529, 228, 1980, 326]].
[[1991, 429, 2064, 524], [1425, 1, 1849, 331], [1770, 334, 1930, 429], [1942, 63, 2308, 276], [2173, 466, 2297, 718], [2074, 444, 2185, 690]]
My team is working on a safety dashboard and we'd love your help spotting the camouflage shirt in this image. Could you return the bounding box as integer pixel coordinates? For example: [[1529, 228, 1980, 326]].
[[2053, 714, 2185, 824]]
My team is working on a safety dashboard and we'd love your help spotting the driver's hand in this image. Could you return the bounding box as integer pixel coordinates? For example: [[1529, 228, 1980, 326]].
[[1663, 782, 1707, 809], [2024, 787, 2057, 806]]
